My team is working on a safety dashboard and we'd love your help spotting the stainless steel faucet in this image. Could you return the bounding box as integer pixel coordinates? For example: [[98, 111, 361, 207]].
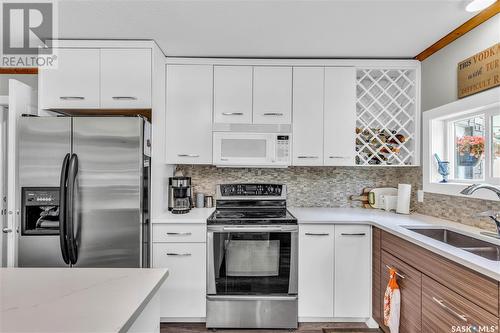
[[460, 184, 500, 199], [460, 184, 500, 239]]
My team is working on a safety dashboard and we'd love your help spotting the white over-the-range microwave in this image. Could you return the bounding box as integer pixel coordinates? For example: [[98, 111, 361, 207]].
[[212, 124, 291, 168]]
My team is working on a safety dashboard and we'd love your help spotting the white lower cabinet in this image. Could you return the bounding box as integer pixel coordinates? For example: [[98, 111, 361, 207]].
[[334, 225, 371, 318], [152, 224, 206, 321], [298, 224, 335, 319], [298, 224, 371, 321]]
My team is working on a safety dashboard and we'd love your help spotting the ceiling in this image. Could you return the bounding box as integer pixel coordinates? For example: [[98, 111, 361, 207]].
[[57, 0, 477, 58]]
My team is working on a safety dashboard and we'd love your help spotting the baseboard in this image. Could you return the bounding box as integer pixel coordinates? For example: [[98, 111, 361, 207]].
[[299, 317, 369, 323], [160, 317, 206, 323]]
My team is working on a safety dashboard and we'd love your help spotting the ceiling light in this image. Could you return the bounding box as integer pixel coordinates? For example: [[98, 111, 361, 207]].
[[465, 0, 496, 12]]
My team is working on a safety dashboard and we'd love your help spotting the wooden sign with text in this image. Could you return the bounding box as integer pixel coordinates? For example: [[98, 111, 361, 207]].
[[457, 43, 500, 99]]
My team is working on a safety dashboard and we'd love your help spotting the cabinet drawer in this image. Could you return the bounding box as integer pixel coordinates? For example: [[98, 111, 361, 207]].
[[422, 275, 499, 332], [152, 224, 206, 243], [381, 250, 421, 333], [382, 231, 499, 315], [153, 243, 206, 318]]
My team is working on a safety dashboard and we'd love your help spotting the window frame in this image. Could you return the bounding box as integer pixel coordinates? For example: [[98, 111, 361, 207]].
[[423, 87, 500, 202]]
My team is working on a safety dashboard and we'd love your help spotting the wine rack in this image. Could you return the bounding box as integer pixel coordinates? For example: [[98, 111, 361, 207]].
[[355, 68, 418, 166]]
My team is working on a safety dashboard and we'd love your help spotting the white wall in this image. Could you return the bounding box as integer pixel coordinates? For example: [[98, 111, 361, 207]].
[[0, 75, 38, 96], [421, 13, 500, 111]]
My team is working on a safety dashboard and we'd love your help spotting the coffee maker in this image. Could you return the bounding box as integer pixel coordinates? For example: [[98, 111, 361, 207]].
[[168, 176, 193, 214]]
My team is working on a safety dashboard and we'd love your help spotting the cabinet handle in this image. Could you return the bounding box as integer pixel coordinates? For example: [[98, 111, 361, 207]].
[[177, 154, 199, 158], [166, 253, 192, 256], [305, 232, 329, 236], [329, 156, 348, 159], [166, 232, 192, 236], [112, 96, 138, 100], [297, 156, 319, 159], [222, 112, 244, 116], [431, 297, 468, 322], [59, 96, 85, 100], [263, 112, 284, 116], [340, 233, 366, 236], [2, 228, 12, 233], [385, 265, 406, 279]]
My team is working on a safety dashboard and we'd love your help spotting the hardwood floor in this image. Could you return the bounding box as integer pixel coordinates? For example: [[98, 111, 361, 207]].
[[160, 322, 368, 333]]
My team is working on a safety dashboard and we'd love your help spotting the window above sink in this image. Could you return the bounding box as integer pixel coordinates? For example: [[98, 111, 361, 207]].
[[423, 87, 500, 201]]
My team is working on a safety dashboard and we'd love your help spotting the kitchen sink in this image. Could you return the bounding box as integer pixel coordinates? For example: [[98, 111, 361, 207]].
[[404, 227, 500, 261]]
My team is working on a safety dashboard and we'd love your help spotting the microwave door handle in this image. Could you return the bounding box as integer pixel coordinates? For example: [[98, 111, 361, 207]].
[[59, 153, 71, 265]]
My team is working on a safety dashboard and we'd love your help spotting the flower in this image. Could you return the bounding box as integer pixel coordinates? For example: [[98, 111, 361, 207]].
[[456, 136, 485, 158]]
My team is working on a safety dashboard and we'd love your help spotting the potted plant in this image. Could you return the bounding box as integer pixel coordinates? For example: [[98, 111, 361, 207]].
[[456, 135, 485, 167]]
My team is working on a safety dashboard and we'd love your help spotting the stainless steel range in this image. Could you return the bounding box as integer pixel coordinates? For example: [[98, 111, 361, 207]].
[[206, 184, 298, 329]]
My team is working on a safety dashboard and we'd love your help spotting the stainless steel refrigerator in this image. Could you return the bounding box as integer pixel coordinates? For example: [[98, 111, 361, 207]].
[[17, 116, 150, 268]]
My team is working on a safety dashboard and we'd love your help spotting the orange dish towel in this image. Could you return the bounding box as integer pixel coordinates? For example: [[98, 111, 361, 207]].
[[383, 268, 401, 333]]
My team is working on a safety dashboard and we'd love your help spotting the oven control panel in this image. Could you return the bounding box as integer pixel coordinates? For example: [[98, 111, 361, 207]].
[[220, 184, 284, 197]]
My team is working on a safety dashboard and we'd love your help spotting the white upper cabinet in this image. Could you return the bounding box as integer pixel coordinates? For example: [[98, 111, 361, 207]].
[[292, 67, 324, 166], [166, 65, 213, 164], [253, 67, 292, 124], [213, 66, 253, 124], [101, 49, 151, 108], [323, 67, 357, 166], [39, 48, 100, 109], [333, 225, 371, 318]]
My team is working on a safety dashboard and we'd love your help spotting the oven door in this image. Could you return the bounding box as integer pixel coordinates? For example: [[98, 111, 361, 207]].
[[207, 225, 298, 296]]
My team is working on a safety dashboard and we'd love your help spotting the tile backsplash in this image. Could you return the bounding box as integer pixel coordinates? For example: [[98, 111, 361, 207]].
[[176, 165, 500, 232]]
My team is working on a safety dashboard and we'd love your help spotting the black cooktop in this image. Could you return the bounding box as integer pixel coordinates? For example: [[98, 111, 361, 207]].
[[208, 183, 297, 225], [207, 208, 297, 225]]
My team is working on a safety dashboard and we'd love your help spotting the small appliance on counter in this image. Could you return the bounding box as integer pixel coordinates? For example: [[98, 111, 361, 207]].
[[168, 176, 193, 214]]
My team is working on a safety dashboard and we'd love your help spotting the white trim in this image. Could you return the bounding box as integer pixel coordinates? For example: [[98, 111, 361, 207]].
[[160, 317, 205, 323], [165, 57, 421, 68], [423, 87, 500, 201]]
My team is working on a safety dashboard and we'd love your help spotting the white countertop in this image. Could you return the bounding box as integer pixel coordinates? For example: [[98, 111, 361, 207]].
[[289, 207, 500, 281], [152, 208, 215, 224], [0, 268, 168, 333]]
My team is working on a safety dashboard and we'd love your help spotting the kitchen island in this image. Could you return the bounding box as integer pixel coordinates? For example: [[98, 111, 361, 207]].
[[0, 268, 168, 333]]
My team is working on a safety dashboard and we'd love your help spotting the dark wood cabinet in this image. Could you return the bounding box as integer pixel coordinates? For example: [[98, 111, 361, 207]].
[[372, 227, 382, 324], [372, 227, 500, 331], [381, 230, 498, 316], [380, 251, 422, 333], [422, 276, 498, 332]]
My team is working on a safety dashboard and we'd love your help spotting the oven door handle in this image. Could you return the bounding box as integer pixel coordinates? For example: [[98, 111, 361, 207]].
[[221, 226, 285, 232]]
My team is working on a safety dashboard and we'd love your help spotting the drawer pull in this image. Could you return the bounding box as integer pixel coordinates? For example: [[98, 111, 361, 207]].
[[305, 232, 329, 236], [329, 156, 348, 159], [263, 112, 284, 116], [60, 96, 85, 100], [297, 156, 319, 159], [166, 232, 192, 236], [177, 154, 199, 157], [385, 265, 406, 279], [112, 96, 138, 100], [166, 253, 192, 256], [222, 112, 244, 116], [340, 233, 366, 236], [432, 297, 468, 322]]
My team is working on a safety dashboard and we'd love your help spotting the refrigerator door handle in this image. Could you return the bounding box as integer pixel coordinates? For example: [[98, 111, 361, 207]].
[[58, 153, 71, 265], [66, 153, 79, 265]]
